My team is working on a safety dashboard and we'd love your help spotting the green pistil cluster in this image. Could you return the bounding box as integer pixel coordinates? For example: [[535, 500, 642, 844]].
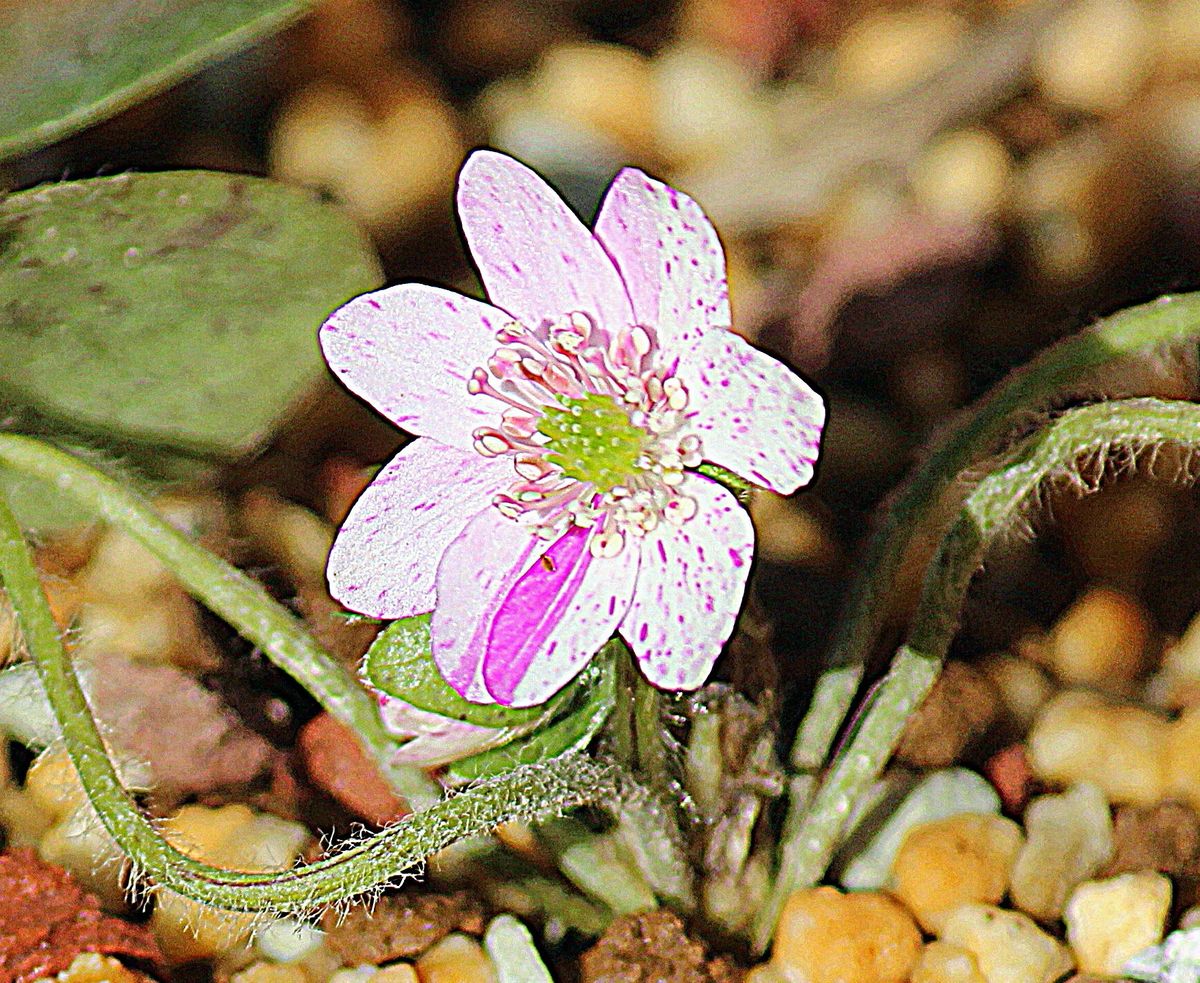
[[538, 392, 648, 491]]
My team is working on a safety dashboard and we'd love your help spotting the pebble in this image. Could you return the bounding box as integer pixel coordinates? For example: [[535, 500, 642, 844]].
[[895, 662, 1001, 769], [1010, 783, 1114, 921], [770, 887, 921, 983], [1105, 801, 1200, 877], [230, 964, 309, 983], [1043, 587, 1152, 695], [533, 43, 656, 157], [152, 804, 310, 962], [1167, 707, 1200, 810], [415, 933, 498, 983], [653, 43, 766, 168], [909, 941, 986, 983], [842, 768, 1001, 891], [831, 8, 968, 98], [938, 904, 1075, 983], [32, 952, 147, 983], [977, 652, 1056, 733], [1065, 872, 1171, 975], [910, 129, 1013, 224], [1034, 0, 1151, 114], [891, 814, 1025, 932], [983, 745, 1035, 815], [1027, 690, 1170, 806]]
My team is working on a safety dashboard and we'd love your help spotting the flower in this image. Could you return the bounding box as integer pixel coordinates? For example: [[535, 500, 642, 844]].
[[321, 150, 825, 708]]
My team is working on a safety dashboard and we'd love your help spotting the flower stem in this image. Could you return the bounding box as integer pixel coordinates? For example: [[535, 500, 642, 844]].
[[633, 671, 671, 792], [0, 488, 621, 912], [0, 433, 435, 807], [755, 397, 1200, 952]]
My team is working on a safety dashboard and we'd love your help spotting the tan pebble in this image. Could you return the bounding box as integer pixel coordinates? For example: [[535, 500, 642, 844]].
[[533, 43, 655, 156], [891, 814, 1024, 933], [1045, 587, 1151, 693], [1166, 706, 1200, 810], [1157, 609, 1200, 708], [1034, 0, 1151, 114], [34, 952, 146, 983], [341, 94, 463, 234], [910, 941, 986, 983], [749, 491, 837, 567], [939, 904, 1075, 983], [1153, 0, 1200, 75], [25, 746, 87, 820], [269, 83, 374, 195], [910, 129, 1013, 223], [832, 9, 967, 97], [1010, 783, 1114, 921], [743, 964, 789, 983], [153, 804, 310, 962], [977, 652, 1056, 732], [239, 489, 333, 589], [1065, 872, 1171, 975], [374, 964, 419, 983], [230, 964, 310, 983], [652, 43, 765, 168], [416, 933, 498, 983], [1027, 690, 1170, 806], [771, 886, 921, 983]]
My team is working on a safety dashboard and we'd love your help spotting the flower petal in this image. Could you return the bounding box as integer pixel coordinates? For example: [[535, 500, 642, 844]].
[[379, 695, 511, 769], [321, 282, 511, 450], [327, 439, 512, 619], [457, 150, 635, 333], [620, 474, 753, 691], [593, 167, 729, 353], [485, 524, 639, 707], [679, 330, 825, 494], [431, 509, 638, 707]]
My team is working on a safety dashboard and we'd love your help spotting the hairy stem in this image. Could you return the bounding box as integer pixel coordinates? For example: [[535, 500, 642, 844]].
[[756, 397, 1200, 951], [0, 490, 620, 912], [791, 292, 1200, 775], [0, 433, 434, 806]]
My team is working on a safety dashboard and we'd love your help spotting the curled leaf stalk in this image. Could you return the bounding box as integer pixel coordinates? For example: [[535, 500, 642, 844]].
[[756, 397, 1200, 951], [0, 486, 621, 913]]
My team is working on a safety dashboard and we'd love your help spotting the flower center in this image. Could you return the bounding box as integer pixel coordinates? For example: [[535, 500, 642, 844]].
[[467, 311, 703, 556], [537, 392, 648, 492]]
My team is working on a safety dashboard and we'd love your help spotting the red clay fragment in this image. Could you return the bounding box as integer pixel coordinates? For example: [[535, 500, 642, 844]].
[[0, 848, 164, 983]]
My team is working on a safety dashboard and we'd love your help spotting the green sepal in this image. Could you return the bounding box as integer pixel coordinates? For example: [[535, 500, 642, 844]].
[[363, 614, 550, 728], [448, 653, 617, 782]]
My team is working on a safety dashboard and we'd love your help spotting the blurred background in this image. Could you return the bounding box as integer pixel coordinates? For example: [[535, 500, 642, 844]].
[[5, 0, 1200, 697]]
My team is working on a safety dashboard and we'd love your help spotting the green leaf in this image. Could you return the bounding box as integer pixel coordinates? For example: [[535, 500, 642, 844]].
[[363, 614, 551, 729], [0, 171, 381, 460], [448, 656, 616, 782], [0, 1, 309, 161]]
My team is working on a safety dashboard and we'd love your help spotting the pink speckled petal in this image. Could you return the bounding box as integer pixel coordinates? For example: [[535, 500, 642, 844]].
[[620, 474, 753, 691], [327, 439, 512, 619], [679, 330, 825, 494], [457, 150, 635, 333], [593, 168, 729, 354], [378, 695, 513, 769], [485, 524, 639, 707], [320, 283, 511, 451]]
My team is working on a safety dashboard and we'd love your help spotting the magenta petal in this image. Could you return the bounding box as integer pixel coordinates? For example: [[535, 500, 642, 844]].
[[321, 283, 511, 450], [327, 439, 512, 619], [679, 330, 826, 495], [431, 507, 545, 703], [593, 167, 728, 353], [620, 474, 753, 691], [457, 150, 635, 333], [485, 524, 638, 707]]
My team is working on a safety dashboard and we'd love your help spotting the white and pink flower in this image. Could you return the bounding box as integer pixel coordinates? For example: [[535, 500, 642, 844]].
[[321, 151, 824, 708]]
